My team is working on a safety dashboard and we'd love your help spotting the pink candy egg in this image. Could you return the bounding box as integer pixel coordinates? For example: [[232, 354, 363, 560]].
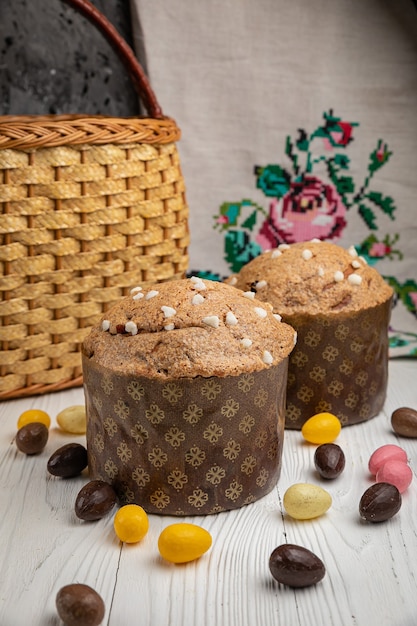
[[368, 444, 407, 476], [376, 459, 413, 493]]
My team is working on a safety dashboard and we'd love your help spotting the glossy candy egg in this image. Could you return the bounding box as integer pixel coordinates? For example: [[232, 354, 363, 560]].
[[368, 444, 407, 476], [283, 483, 332, 520], [376, 459, 412, 493], [158, 523, 212, 564], [359, 483, 402, 522], [314, 443, 346, 479], [301, 412, 341, 444], [269, 544, 325, 588]]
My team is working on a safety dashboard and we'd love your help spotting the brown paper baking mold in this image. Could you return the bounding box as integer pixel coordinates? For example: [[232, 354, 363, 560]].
[[284, 298, 392, 429], [83, 357, 288, 515]]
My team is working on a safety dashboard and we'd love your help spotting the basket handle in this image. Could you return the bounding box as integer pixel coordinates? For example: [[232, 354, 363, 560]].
[[62, 0, 163, 118]]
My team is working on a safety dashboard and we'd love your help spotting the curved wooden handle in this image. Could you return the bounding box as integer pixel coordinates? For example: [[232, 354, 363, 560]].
[[63, 0, 163, 118]]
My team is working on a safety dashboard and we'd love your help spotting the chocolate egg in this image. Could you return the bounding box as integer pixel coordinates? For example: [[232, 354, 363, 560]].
[[47, 443, 88, 478], [56, 583, 105, 626], [391, 407, 417, 438], [16, 422, 48, 455], [314, 443, 345, 479], [359, 482, 402, 522], [75, 480, 117, 521], [269, 544, 325, 588]]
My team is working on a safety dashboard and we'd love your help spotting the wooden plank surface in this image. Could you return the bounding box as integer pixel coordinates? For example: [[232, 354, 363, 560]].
[[0, 359, 416, 626]]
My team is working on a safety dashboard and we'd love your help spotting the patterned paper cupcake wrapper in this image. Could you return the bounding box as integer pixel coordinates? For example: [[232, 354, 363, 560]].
[[284, 298, 392, 429], [83, 356, 288, 515]]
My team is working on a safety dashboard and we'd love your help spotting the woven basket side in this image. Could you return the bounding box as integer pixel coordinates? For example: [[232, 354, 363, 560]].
[[0, 140, 189, 399]]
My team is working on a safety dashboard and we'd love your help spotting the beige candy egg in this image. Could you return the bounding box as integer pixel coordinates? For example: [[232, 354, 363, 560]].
[[283, 483, 332, 520], [56, 405, 87, 434]]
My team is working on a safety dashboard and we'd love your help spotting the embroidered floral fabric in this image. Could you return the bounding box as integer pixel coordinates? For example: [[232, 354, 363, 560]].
[[132, 0, 417, 357]]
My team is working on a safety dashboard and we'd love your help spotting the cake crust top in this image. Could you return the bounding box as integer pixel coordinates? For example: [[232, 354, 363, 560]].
[[229, 241, 393, 317], [82, 277, 296, 379]]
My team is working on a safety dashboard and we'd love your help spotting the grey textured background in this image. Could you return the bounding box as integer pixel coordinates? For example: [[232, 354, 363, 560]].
[[0, 0, 142, 116]]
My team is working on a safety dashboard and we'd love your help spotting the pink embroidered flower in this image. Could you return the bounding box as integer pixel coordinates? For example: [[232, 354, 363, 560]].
[[369, 242, 390, 258], [323, 121, 354, 150], [256, 176, 347, 247]]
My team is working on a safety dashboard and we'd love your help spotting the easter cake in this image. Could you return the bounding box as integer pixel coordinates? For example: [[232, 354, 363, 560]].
[[82, 277, 296, 515], [228, 241, 393, 429]]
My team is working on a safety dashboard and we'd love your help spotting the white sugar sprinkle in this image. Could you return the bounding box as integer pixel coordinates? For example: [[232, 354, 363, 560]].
[[101, 319, 110, 331], [190, 276, 206, 291], [243, 291, 255, 300], [271, 249, 282, 259], [164, 323, 175, 331], [255, 280, 267, 289], [254, 306, 268, 318], [351, 260, 361, 269], [130, 286, 142, 294], [125, 321, 138, 335], [310, 238, 321, 243], [359, 256, 368, 265], [228, 276, 238, 285], [318, 266, 325, 277], [161, 305, 176, 318], [302, 249, 313, 260], [334, 270, 344, 282], [273, 313, 282, 322], [241, 337, 253, 348], [225, 311, 238, 326], [263, 350, 273, 365], [192, 293, 205, 305], [348, 273, 362, 286], [133, 291, 144, 300], [145, 290, 159, 300], [348, 245, 358, 258], [202, 315, 220, 328], [278, 243, 290, 251]]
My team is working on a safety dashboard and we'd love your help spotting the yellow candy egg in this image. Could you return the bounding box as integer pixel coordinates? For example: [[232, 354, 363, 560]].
[[56, 405, 87, 434], [17, 409, 51, 430], [158, 523, 212, 564], [301, 412, 341, 444], [114, 505, 149, 544], [283, 483, 332, 520]]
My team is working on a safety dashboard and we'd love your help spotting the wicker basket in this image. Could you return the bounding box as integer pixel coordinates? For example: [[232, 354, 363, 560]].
[[0, 0, 189, 399]]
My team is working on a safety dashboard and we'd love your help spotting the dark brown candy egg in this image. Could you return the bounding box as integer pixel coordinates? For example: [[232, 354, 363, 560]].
[[314, 443, 346, 479], [359, 482, 402, 523], [47, 443, 88, 478], [269, 544, 325, 588], [75, 480, 117, 521], [16, 422, 48, 455], [391, 407, 417, 438], [56, 583, 105, 626]]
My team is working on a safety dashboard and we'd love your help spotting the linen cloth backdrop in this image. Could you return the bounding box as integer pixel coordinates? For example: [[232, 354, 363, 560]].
[[130, 0, 417, 357]]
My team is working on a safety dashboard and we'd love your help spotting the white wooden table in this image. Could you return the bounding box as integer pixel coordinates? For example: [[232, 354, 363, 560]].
[[1, 359, 416, 626]]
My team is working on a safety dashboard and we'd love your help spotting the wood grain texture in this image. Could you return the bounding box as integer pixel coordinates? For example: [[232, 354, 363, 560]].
[[0, 360, 416, 626]]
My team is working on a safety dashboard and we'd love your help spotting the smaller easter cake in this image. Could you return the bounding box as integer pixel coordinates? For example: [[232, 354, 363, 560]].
[[82, 277, 296, 515], [228, 241, 393, 429]]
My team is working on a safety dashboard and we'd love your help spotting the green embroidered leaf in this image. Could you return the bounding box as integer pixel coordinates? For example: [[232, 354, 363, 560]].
[[241, 210, 258, 232], [333, 153, 350, 169], [358, 204, 378, 230], [334, 176, 355, 196], [224, 230, 262, 273], [295, 129, 309, 152], [389, 335, 410, 348], [365, 192, 396, 219], [256, 164, 291, 198]]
